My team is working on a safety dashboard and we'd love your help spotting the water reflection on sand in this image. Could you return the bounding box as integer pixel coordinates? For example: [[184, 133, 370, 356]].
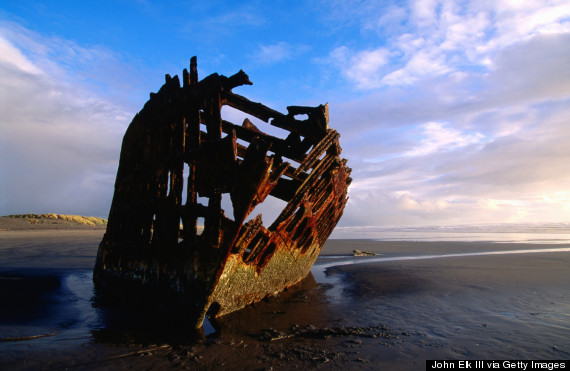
[[2, 236, 570, 369]]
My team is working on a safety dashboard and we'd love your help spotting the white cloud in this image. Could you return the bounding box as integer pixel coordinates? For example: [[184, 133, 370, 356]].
[[0, 36, 42, 75], [328, 22, 570, 228], [490, 0, 570, 45], [330, 46, 391, 89], [405, 122, 486, 157], [485, 33, 570, 103], [382, 50, 451, 86], [373, 6, 407, 32], [396, 192, 451, 212], [0, 23, 132, 216], [336, 94, 570, 227], [328, 0, 570, 90], [252, 42, 310, 65], [411, 0, 439, 27]]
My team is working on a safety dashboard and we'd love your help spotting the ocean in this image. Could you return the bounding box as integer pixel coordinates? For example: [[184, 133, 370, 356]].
[[331, 223, 570, 243]]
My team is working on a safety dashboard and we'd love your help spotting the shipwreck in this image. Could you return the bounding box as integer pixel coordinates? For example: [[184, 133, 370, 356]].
[[94, 57, 351, 328]]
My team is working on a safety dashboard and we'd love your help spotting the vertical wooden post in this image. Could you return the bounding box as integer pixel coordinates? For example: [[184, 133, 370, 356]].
[[204, 79, 223, 247], [184, 57, 200, 242]]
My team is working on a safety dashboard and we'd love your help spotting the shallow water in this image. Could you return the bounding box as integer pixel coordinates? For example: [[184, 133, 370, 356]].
[[311, 245, 570, 360], [2, 237, 570, 368], [0, 269, 220, 361], [314, 246, 570, 272], [2, 247, 569, 344]]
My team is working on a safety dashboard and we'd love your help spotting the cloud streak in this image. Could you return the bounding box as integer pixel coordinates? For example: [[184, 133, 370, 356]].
[[252, 42, 310, 65], [328, 0, 570, 90], [324, 0, 570, 228], [0, 22, 131, 216]]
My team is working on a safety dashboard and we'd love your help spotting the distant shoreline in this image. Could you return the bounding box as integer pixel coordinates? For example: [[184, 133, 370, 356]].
[[0, 214, 107, 230]]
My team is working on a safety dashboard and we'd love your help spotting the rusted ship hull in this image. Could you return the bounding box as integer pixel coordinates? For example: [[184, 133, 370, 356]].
[[94, 57, 351, 328]]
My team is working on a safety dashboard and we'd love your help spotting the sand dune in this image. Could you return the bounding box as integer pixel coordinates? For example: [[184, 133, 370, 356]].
[[0, 214, 107, 230]]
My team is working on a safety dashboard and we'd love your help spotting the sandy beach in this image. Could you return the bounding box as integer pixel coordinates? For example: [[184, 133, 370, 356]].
[[1, 226, 569, 370]]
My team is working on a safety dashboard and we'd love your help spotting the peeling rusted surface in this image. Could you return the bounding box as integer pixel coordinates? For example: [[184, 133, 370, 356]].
[[93, 57, 352, 328]]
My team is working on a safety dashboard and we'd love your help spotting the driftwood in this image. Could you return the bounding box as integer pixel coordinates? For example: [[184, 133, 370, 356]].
[[93, 57, 351, 328]]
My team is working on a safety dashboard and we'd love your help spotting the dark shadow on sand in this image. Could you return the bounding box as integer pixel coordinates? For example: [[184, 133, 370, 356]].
[[327, 264, 427, 299], [0, 268, 86, 338]]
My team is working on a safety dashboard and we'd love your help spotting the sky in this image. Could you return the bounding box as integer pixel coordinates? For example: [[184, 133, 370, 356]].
[[1, 0, 570, 232]]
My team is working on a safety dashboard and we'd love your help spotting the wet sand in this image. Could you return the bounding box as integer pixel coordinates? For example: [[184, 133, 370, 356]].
[[1, 230, 569, 370]]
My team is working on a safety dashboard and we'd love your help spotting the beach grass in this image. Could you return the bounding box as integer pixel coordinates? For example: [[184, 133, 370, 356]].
[[1, 214, 107, 229]]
